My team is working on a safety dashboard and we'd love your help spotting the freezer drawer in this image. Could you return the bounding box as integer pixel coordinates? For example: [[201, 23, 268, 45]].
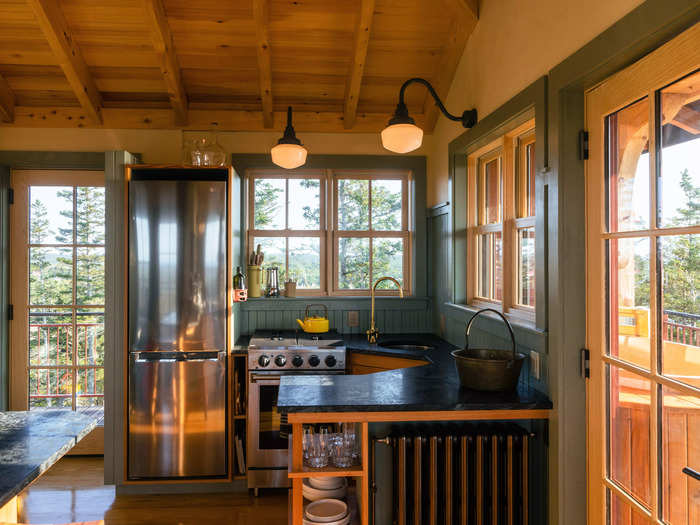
[[128, 351, 227, 479]]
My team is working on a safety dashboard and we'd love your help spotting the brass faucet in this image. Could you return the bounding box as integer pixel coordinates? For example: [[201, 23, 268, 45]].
[[367, 276, 404, 343]]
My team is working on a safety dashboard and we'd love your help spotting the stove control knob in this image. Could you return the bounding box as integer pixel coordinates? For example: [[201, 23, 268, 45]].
[[325, 355, 337, 368], [292, 355, 304, 368], [308, 355, 321, 367], [274, 355, 287, 367], [258, 355, 270, 367]]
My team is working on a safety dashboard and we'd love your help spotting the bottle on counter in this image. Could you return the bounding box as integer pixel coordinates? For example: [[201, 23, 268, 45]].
[[233, 266, 248, 302]]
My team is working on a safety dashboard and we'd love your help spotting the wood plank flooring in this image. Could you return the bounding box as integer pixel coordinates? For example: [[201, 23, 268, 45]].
[[19, 457, 288, 524]]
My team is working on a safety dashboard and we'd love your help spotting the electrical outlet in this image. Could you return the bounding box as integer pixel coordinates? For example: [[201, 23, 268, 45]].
[[347, 310, 360, 328], [530, 351, 540, 381]]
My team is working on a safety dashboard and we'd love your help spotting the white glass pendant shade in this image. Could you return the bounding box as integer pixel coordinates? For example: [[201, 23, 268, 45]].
[[271, 143, 308, 169], [381, 123, 424, 153]]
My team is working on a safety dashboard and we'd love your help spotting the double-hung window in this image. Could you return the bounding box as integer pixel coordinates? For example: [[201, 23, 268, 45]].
[[247, 169, 411, 296], [467, 119, 536, 320]]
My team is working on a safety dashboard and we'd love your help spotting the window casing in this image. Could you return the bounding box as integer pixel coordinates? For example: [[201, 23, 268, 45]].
[[246, 168, 411, 296], [467, 119, 536, 321]]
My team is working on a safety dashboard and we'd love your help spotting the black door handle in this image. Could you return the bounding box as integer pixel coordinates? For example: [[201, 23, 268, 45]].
[[683, 467, 700, 481]]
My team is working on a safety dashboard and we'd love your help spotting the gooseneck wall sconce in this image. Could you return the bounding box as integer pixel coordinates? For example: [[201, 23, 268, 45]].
[[381, 77, 478, 153], [271, 106, 308, 169]]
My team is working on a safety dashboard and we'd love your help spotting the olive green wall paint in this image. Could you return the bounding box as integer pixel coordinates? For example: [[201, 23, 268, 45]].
[[0, 151, 105, 170], [231, 154, 430, 336]]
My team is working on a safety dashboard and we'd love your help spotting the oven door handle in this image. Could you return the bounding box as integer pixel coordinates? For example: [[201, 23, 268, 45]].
[[249, 374, 282, 384]]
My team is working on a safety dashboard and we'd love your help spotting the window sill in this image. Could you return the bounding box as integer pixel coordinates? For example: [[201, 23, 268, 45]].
[[444, 302, 547, 351]]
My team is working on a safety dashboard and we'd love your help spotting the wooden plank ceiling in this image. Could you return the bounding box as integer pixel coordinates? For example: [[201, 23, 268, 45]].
[[0, 0, 477, 132]]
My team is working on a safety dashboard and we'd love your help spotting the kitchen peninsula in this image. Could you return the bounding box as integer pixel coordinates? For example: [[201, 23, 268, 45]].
[[277, 334, 552, 525]]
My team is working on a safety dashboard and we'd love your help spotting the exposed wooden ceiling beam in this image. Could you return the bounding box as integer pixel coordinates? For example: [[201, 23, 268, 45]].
[[26, 0, 102, 124], [252, 0, 274, 128], [423, 0, 478, 131], [5, 106, 428, 133], [143, 0, 188, 126], [343, 0, 376, 130], [671, 106, 700, 135], [0, 73, 15, 123]]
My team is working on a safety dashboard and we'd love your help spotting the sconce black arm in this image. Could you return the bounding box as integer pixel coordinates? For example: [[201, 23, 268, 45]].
[[389, 77, 477, 128]]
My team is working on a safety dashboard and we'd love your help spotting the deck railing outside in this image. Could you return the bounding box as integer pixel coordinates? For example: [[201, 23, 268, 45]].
[[663, 310, 700, 347]]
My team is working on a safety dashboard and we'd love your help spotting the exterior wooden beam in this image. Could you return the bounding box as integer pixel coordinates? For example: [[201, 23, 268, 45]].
[[142, 0, 188, 126], [3, 106, 428, 133], [0, 73, 15, 122], [26, 0, 102, 124], [252, 0, 274, 128], [343, 0, 376, 130], [424, 0, 478, 131]]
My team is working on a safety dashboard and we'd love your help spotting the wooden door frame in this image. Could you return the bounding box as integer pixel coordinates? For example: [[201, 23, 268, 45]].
[[585, 23, 700, 524], [9, 170, 105, 410]]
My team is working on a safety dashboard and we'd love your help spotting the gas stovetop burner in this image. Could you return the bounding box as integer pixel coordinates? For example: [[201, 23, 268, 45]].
[[247, 329, 346, 371]]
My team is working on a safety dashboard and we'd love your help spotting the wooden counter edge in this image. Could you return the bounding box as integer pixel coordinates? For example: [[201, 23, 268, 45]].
[[287, 408, 551, 424]]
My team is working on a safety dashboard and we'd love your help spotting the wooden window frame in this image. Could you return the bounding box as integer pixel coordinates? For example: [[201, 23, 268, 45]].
[[331, 170, 411, 296], [246, 168, 412, 297], [9, 169, 105, 411], [467, 119, 536, 323]]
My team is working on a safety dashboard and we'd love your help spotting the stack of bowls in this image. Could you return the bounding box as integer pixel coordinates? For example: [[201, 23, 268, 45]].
[[303, 498, 350, 525], [302, 477, 347, 501]]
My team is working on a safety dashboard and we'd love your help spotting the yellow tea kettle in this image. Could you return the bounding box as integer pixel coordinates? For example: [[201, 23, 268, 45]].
[[296, 304, 329, 333]]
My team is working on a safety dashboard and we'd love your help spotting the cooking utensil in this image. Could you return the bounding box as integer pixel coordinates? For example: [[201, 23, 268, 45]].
[[296, 304, 330, 333], [451, 308, 526, 392], [265, 266, 280, 297]]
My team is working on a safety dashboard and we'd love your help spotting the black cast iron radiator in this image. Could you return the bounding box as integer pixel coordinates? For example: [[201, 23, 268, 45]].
[[374, 424, 532, 525]]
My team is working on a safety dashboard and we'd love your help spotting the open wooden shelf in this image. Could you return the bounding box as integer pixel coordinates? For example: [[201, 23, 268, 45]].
[[288, 464, 363, 479]]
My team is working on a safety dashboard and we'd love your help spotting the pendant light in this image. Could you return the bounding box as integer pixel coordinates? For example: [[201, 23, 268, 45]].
[[271, 106, 307, 169], [381, 77, 478, 153]]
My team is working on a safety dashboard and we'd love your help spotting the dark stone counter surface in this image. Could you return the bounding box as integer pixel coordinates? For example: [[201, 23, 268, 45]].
[[271, 333, 553, 414], [0, 411, 97, 508]]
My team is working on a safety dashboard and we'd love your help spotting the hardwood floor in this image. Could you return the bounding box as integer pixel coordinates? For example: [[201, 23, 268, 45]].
[[19, 457, 288, 525]]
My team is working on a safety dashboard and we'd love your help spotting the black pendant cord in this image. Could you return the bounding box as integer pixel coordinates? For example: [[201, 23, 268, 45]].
[[391, 77, 477, 128], [278, 106, 302, 145]]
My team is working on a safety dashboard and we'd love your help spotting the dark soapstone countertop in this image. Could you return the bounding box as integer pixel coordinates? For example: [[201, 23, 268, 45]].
[[273, 333, 553, 414], [0, 410, 98, 508]]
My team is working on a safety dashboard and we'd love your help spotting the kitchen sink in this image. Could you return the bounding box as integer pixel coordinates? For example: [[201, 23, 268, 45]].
[[378, 340, 434, 351]]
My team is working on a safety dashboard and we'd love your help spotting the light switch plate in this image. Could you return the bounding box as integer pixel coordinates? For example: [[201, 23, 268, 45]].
[[530, 351, 540, 381], [347, 311, 360, 328]]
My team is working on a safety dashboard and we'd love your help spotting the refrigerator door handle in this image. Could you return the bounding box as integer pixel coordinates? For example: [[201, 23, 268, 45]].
[[131, 350, 226, 362]]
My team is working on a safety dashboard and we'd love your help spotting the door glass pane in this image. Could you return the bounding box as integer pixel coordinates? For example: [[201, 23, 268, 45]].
[[338, 237, 369, 289], [29, 247, 73, 305], [76, 309, 104, 366], [658, 70, 700, 228], [76, 187, 105, 244], [517, 227, 536, 307], [606, 98, 650, 232], [30, 186, 73, 244], [661, 386, 700, 525], [288, 237, 320, 289], [254, 178, 285, 230], [29, 309, 73, 366], [373, 238, 403, 288], [76, 247, 105, 305], [608, 238, 650, 369], [371, 180, 402, 231], [288, 179, 320, 230], [337, 179, 369, 230], [608, 365, 651, 507], [659, 234, 700, 388], [609, 489, 648, 525], [76, 368, 104, 407], [29, 368, 72, 409]]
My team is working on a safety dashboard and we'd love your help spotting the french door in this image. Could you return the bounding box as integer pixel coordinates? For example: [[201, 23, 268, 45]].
[[10, 170, 105, 412], [585, 24, 700, 524]]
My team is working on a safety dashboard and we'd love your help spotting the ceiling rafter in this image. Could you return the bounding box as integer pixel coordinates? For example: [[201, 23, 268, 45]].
[[0, 73, 15, 123], [343, 0, 376, 130], [423, 0, 478, 131], [253, 0, 274, 128], [143, 0, 188, 126], [26, 0, 103, 124]]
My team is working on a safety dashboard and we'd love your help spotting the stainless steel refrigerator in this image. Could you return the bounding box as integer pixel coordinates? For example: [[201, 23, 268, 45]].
[[127, 168, 228, 480]]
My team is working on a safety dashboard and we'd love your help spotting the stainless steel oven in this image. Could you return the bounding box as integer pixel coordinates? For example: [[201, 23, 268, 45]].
[[246, 330, 346, 491]]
